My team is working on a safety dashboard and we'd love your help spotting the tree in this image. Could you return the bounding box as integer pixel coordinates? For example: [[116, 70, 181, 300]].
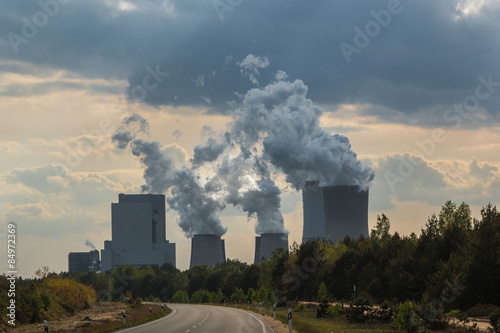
[[230, 287, 244, 302], [371, 213, 391, 240], [171, 290, 189, 303], [317, 281, 329, 302]]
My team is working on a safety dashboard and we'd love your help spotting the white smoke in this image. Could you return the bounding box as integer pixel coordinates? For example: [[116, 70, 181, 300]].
[[238, 54, 270, 86], [229, 77, 374, 190], [112, 57, 374, 237], [112, 114, 227, 237], [85, 239, 97, 251]]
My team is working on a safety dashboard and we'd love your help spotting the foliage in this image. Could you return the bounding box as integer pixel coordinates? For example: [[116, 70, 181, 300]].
[[393, 301, 427, 333], [171, 290, 189, 303], [490, 308, 500, 333], [229, 287, 244, 302], [316, 300, 340, 318], [317, 281, 329, 302], [191, 289, 214, 303]]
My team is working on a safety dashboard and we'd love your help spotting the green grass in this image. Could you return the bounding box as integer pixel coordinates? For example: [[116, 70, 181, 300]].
[[243, 305, 393, 333]]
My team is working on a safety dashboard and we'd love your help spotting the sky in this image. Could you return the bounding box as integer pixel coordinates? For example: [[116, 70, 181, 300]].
[[1, 0, 499, 276]]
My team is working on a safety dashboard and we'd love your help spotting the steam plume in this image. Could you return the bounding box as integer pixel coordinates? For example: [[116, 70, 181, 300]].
[[85, 240, 97, 251], [112, 114, 227, 237], [112, 57, 374, 237]]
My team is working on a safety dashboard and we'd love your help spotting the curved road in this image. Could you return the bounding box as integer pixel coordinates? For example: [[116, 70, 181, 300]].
[[117, 304, 274, 333]]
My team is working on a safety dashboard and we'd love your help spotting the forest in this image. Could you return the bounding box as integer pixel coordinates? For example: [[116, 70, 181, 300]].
[[2, 201, 500, 331]]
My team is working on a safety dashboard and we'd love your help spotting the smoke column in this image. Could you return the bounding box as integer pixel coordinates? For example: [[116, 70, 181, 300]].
[[85, 240, 97, 251], [113, 56, 374, 237], [112, 114, 227, 237], [228, 76, 374, 190]]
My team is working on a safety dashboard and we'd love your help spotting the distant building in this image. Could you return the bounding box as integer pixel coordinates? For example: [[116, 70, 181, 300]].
[[302, 182, 369, 243], [100, 194, 176, 272], [68, 250, 100, 273]]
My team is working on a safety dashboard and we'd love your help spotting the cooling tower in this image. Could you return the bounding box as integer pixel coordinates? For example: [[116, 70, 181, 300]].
[[302, 183, 369, 244], [189, 234, 226, 269], [323, 185, 369, 242], [254, 233, 288, 265], [302, 180, 326, 243]]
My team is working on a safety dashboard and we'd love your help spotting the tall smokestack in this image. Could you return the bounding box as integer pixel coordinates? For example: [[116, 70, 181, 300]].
[[190, 234, 226, 269], [254, 233, 288, 265]]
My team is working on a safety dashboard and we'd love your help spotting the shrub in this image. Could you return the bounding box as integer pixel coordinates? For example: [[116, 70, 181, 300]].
[[467, 304, 500, 317], [346, 295, 373, 323], [297, 303, 307, 312], [490, 308, 500, 333], [393, 301, 427, 333], [171, 290, 189, 303]]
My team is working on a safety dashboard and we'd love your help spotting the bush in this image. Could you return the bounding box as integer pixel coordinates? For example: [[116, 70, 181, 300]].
[[131, 298, 143, 309], [171, 290, 189, 303], [393, 301, 427, 333], [191, 290, 213, 303], [316, 301, 341, 318], [346, 295, 373, 323], [467, 304, 500, 317], [490, 308, 500, 333], [297, 303, 307, 312], [40, 288, 53, 310]]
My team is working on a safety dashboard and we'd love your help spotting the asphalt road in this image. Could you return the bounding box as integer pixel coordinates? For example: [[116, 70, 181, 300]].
[[116, 303, 274, 333]]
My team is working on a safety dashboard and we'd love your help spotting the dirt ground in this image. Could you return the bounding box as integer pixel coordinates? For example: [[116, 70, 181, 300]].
[[5, 302, 164, 333]]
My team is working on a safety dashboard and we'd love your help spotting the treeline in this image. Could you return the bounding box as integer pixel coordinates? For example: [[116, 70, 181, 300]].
[[65, 201, 500, 313], [3, 201, 499, 329]]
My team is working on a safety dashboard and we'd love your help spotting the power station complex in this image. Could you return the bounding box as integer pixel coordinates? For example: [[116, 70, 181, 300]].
[[100, 194, 176, 272], [302, 181, 369, 243], [70, 184, 368, 272]]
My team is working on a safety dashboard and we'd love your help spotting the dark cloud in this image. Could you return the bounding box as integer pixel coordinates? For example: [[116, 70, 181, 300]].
[[2, 1, 499, 124]]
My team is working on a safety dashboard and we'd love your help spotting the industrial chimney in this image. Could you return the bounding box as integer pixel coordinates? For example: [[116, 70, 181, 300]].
[[302, 183, 369, 244], [189, 234, 226, 269], [254, 233, 288, 265]]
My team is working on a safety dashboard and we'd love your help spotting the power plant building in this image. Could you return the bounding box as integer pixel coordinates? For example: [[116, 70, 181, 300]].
[[302, 182, 369, 243], [189, 234, 226, 269], [254, 233, 288, 265], [68, 250, 100, 273], [100, 194, 176, 272]]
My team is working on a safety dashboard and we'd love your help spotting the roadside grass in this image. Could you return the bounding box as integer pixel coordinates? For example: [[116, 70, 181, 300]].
[[205, 303, 393, 333]]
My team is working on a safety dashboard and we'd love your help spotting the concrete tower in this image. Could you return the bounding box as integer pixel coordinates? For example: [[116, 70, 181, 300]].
[[254, 233, 288, 265], [189, 234, 226, 269], [302, 183, 369, 244], [100, 194, 176, 272], [302, 180, 326, 243]]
